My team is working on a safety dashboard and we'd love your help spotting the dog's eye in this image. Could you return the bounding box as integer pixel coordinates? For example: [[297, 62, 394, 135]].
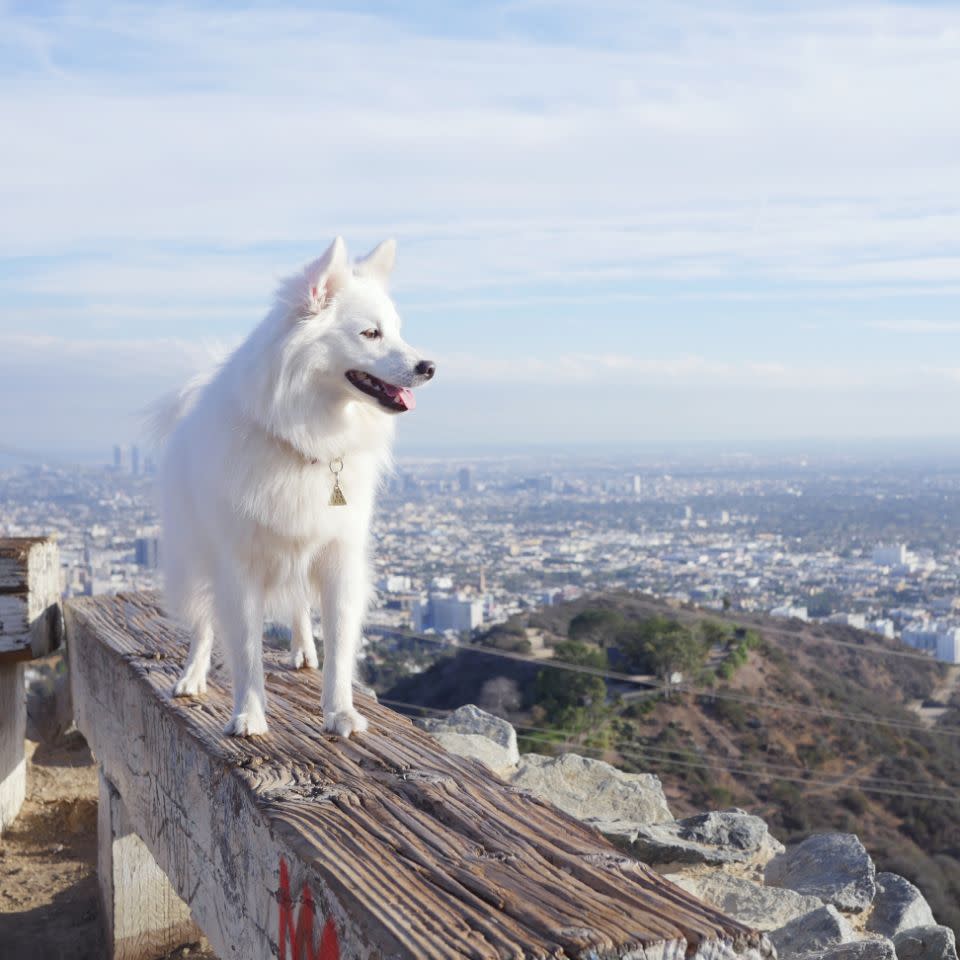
[[360, 329, 382, 340]]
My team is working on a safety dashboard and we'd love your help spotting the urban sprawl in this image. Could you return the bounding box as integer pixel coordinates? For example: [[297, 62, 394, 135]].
[[3, 447, 960, 664]]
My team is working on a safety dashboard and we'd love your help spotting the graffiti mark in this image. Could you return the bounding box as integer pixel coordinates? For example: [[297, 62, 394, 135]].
[[279, 857, 340, 960]]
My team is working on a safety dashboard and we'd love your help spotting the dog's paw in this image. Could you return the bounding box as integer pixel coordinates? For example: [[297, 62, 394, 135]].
[[323, 708, 368, 738], [172, 674, 207, 697], [224, 711, 269, 737], [290, 647, 319, 670]]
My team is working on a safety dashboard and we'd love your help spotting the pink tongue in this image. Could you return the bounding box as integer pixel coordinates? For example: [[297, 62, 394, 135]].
[[380, 383, 416, 410]]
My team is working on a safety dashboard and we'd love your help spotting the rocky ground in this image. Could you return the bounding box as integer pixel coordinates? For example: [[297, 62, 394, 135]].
[[419, 704, 960, 960], [0, 733, 215, 960]]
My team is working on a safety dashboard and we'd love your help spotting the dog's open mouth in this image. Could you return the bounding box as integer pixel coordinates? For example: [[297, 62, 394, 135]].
[[345, 370, 416, 412]]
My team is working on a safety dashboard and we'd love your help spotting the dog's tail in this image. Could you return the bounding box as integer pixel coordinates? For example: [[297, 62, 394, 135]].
[[142, 343, 228, 448], [142, 373, 208, 447]]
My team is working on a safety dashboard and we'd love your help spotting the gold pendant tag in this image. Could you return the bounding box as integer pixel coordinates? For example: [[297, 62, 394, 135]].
[[329, 457, 347, 506]]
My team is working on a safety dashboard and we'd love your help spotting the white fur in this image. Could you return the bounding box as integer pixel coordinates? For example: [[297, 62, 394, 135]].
[[154, 237, 433, 737]]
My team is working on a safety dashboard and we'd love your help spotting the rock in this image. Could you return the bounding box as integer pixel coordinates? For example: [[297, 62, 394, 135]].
[[770, 904, 855, 957], [428, 731, 517, 776], [24, 651, 73, 743], [417, 705, 519, 766], [509, 753, 672, 824], [867, 874, 936, 938], [607, 809, 782, 866], [765, 833, 877, 912], [893, 926, 959, 960], [798, 941, 897, 960], [671, 871, 824, 930]]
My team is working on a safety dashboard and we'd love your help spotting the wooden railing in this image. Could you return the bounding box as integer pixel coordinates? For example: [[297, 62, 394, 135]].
[[66, 591, 773, 960], [0, 536, 62, 833]]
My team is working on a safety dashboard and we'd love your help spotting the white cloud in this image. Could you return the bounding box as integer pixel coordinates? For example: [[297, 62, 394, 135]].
[[2, 2, 960, 299], [3, 2, 960, 444]]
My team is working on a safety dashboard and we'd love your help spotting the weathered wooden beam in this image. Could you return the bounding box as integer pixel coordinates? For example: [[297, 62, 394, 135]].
[[0, 537, 62, 663], [99, 770, 203, 960], [67, 592, 773, 960], [0, 536, 61, 833], [0, 660, 25, 832]]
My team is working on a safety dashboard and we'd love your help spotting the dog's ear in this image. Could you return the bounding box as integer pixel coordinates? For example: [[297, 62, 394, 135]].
[[304, 236, 349, 311], [354, 238, 396, 285]]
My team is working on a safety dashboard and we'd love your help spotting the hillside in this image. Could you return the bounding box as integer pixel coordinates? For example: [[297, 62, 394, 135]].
[[382, 591, 960, 936]]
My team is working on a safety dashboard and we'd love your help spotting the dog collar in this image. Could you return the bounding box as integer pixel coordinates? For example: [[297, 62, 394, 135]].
[[269, 430, 347, 505]]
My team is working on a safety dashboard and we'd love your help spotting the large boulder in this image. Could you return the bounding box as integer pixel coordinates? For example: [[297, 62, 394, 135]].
[[765, 833, 877, 912], [417, 704, 519, 760], [417, 705, 519, 774], [427, 732, 518, 775], [670, 871, 823, 930], [893, 926, 959, 960], [605, 809, 783, 866], [509, 753, 672, 824], [770, 904, 855, 957], [867, 874, 936, 939]]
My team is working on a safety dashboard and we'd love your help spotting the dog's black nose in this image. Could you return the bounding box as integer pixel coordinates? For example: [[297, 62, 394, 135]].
[[415, 360, 436, 380]]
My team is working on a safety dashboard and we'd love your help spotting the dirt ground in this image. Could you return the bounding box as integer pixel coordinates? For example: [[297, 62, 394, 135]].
[[0, 734, 215, 960]]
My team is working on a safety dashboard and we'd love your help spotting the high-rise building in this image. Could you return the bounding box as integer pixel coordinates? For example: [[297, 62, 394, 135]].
[[131, 445, 141, 476], [458, 466, 474, 493], [113, 445, 124, 470], [135, 536, 161, 569]]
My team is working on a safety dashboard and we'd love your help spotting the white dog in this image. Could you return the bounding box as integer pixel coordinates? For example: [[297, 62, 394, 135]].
[[153, 237, 434, 737]]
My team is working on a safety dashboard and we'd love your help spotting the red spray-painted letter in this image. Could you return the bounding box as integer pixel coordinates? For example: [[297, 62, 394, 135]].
[[279, 857, 340, 960]]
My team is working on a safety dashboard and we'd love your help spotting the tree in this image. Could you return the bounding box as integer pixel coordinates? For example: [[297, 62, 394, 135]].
[[615, 616, 708, 685], [534, 640, 608, 727], [568, 608, 624, 646]]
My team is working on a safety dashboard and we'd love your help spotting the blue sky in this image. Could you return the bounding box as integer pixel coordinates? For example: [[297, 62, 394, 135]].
[[2, 0, 960, 454]]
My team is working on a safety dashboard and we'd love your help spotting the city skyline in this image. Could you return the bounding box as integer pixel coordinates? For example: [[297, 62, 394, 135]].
[[3, 2, 960, 448]]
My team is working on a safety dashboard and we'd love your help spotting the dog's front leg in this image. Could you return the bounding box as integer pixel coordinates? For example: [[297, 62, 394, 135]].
[[214, 566, 268, 737], [316, 540, 368, 737]]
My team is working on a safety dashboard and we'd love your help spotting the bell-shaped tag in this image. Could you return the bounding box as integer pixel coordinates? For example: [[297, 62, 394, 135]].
[[329, 457, 347, 506], [329, 479, 347, 506]]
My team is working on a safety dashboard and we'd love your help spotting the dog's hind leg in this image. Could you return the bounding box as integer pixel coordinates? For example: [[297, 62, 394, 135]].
[[290, 606, 319, 670], [172, 618, 214, 697]]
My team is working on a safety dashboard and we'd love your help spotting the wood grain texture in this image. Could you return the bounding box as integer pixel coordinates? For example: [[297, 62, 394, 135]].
[[0, 537, 62, 662], [66, 592, 773, 960], [0, 662, 26, 833], [99, 770, 203, 960]]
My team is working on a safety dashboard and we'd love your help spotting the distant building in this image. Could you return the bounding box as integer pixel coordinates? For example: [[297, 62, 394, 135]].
[[631, 475, 643, 496], [902, 622, 939, 653], [937, 629, 960, 664], [131, 445, 141, 476], [902, 621, 960, 663], [413, 593, 484, 633], [458, 467, 474, 493], [827, 612, 866, 630], [872, 543, 908, 567], [868, 619, 896, 639], [135, 536, 160, 569], [380, 574, 412, 593], [771, 604, 809, 621], [113, 445, 125, 470]]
